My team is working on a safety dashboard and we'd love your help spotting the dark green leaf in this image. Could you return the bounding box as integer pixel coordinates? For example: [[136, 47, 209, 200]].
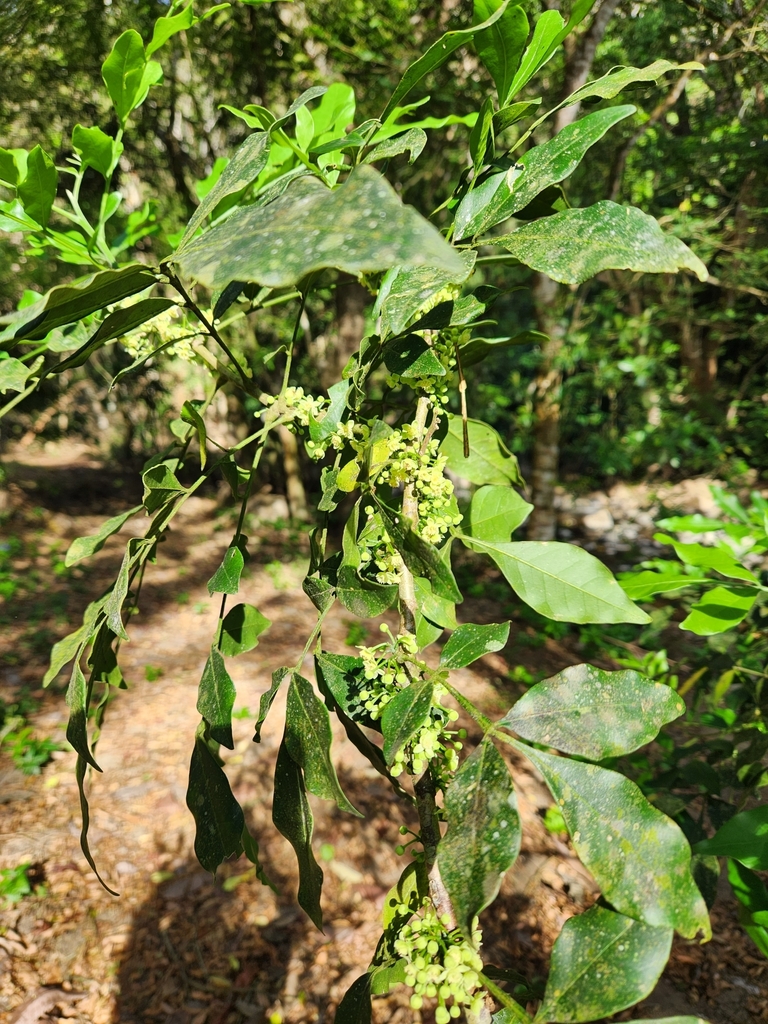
[[413, 576, 457, 630], [207, 545, 245, 596], [439, 740, 521, 936], [315, 653, 372, 726], [181, 399, 208, 470], [286, 673, 361, 816], [680, 585, 757, 636], [493, 202, 708, 284], [378, 250, 476, 339], [469, 95, 496, 177], [75, 755, 119, 896], [336, 566, 398, 617], [240, 824, 274, 890], [457, 106, 635, 239], [220, 603, 270, 656], [177, 165, 464, 289], [380, 2, 512, 121], [440, 621, 510, 669], [197, 646, 236, 749], [254, 667, 289, 742], [101, 30, 147, 127], [694, 806, 768, 869], [363, 127, 427, 165], [303, 575, 336, 613], [72, 124, 122, 178], [17, 145, 57, 228], [474, 0, 529, 107], [441, 415, 522, 486], [464, 537, 650, 624], [143, 462, 185, 515], [493, 99, 542, 134], [468, 484, 532, 542], [517, 744, 711, 938], [0, 146, 20, 185], [501, 664, 685, 760], [384, 334, 446, 377], [66, 661, 100, 771], [186, 729, 245, 874], [272, 738, 324, 928], [375, 500, 462, 603], [334, 973, 372, 1024], [459, 330, 547, 368], [103, 540, 141, 640], [381, 676, 433, 766], [178, 132, 271, 249], [728, 859, 768, 956], [538, 904, 672, 1023], [65, 506, 142, 567]]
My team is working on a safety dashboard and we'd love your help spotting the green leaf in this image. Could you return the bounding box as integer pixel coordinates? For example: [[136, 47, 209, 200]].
[[315, 653, 372, 726], [146, 2, 196, 56], [65, 506, 142, 567], [440, 621, 510, 669], [176, 166, 465, 290], [413, 576, 457, 630], [469, 96, 496, 177], [380, 1, 512, 122], [378, 249, 476, 339], [254, 667, 289, 743], [186, 728, 245, 874], [680, 585, 757, 636], [694, 806, 768, 869], [381, 676, 434, 766], [272, 738, 324, 928], [474, 1, 529, 107], [623, 1019, 709, 1024], [375, 500, 462, 603], [459, 330, 548, 368], [240, 824, 273, 890], [270, 85, 328, 134], [363, 127, 427, 165], [456, 106, 635, 240], [335, 973, 372, 1024], [441, 415, 522, 486], [103, 538, 143, 640], [72, 125, 122, 178], [0, 146, 20, 186], [654, 533, 757, 581], [43, 600, 102, 687], [465, 537, 650, 624], [505, 8, 564, 101], [618, 569, 709, 601], [101, 30, 147, 127], [384, 334, 446, 378], [727, 859, 768, 956], [337, 566, 398, 618], [285, 674, 361, 816], [517, 745, 711, 938], [8, 265, 159, 343], [178, 132, 271, 249], [468, 484, 532, 542], [501, 663, 685, 760], [142, 462, 185, 515], [197, 646, 236, 749], [656, 513, 723, 533], [493, 201, 708, 284], [493, 99, 542, 134], [65, 661, 100, 771], [0, 357, 35, 394], [369, 112, 478, 145], [207, 545, 245, 596], [439, 740, 521, 936], [17, 145, 57, 228], [219, 603, 270, 656], [561, 59, 705, 114], [74, 754, 118, 896], [181, 399, 208, 470], [537, 904, 672, 1023]]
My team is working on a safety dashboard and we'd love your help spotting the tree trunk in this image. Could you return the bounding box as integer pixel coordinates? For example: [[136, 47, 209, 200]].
[[277, 424, 309, 521], [313, 276, 370, 391]]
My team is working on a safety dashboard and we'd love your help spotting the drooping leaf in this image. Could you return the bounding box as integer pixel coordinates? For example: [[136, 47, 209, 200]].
[[336, 504, 398, 616], [181, 399, 208, 470], [441, 415, 522, 486], [464, 537, 650, 624], [516, 744, 711, 938], [285, 674, 361, 816], [178, 132, 271, 249], [272, 738, 324, 929], [74, 754, 118, 896], [456, 105, 635, 239], [254, 667, 289, 743], [65, 661, 100, 771], [176, 166, 465, 289], [680, 585, 757, 636], [197, 646, 236, 749], [101, 30, 147, 127], [440, 621, 510, 669], [380, 2, 512, 121], [186, 728, 245, 874], [493, 202, 708, 284], [219, 603, 270, 656], [375, 500, 462, 603], [384, 334, 446, 378], [618, 569, 710, 601], [65, 506, 142, 567], [43, 600, 102, 688], [240, 824, 273, 890], [335, 973, 372, 1024], [381, 676, 434, 766], [17, 145, 57, 228], [72, 125, 122, 179], [501, 664, 685, 760], [378, 249, 476, 339], [207, 545, 245, 596], [459, 329, 548, 368], [694, 805, 768, 869], [439, 740, 521, 936], [654, 534, 757, 582], [468, 484, 532, 542], [142, 462, 185, 515], [103, 538, 144, 640], [537, 904, 672, 1023], [363, 127, 427, 165], [473, 0, 529, 107]]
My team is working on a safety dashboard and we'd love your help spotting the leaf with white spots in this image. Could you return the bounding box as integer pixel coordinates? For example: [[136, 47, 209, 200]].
[[440, 621, 510, 669], [513, 743, 711, 939], [439, 740, 521, 937], [536, 904, 672, 1023], [500, 663, 685, 760]]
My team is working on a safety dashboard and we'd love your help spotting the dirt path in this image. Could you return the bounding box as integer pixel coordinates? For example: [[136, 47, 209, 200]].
[[0, 444, 766, 1024]]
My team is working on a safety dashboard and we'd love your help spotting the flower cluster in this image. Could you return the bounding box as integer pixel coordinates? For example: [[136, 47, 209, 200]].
[[259, 386, 327, 431], [389, 683, 462, 779], [121, 306, 202, 362], [394, 900, 486, 1022]]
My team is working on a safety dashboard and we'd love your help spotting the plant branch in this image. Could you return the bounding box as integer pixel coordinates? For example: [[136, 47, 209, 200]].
[[479, 973, 533, 1022]]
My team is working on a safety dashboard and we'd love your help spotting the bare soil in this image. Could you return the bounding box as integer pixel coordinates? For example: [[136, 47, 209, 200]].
[[0, 442, 766, 1024]]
